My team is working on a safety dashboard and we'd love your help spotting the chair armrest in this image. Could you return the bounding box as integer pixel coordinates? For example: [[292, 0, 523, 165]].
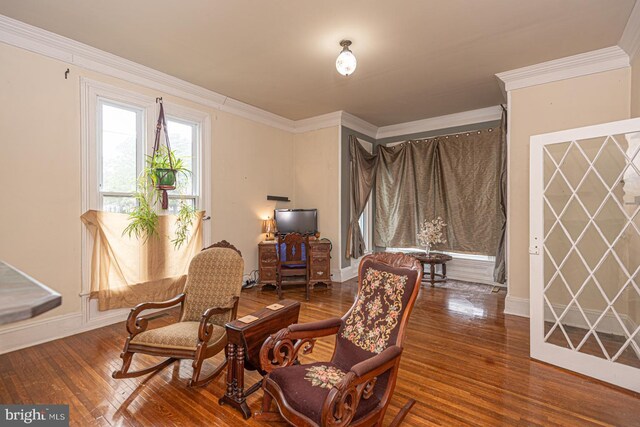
[[198, 296, 239, 342], [321, 346, 403, 427], [350, 345, 402, 378], [126, 293, 186, 336], [259, 317, 342, 373]]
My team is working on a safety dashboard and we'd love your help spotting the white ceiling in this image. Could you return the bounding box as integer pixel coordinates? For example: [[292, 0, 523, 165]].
[[0, 0, 635, 126]]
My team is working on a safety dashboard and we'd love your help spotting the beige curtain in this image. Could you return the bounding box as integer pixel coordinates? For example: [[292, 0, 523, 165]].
[[374, 126, 505, 257], [81, 210, 203, 311], [346, 135, 378, 259]]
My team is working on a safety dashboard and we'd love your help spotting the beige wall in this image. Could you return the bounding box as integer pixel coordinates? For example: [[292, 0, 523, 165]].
[[293, 127, 340, 265], [632, 54, 640, 118], [0, 41, 295, 327], [508, 68, 631, 302]]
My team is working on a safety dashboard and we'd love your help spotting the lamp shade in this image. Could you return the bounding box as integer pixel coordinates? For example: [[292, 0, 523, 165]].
[[262, 217, 276, 234], [336, 40, 357, 76]]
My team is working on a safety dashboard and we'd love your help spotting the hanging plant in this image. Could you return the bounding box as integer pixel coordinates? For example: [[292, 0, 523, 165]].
[[123, 98, 198, 249]]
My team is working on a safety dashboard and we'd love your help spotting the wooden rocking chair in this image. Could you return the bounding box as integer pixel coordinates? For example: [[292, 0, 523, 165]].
[[112, 240, 244, 387], [257, 252, 422, 426]]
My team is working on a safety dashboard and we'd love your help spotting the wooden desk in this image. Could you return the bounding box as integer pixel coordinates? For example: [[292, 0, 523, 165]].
[[0, 261, 61, 325], [219, 299, 300, 419], [411, 253, 453, 287]]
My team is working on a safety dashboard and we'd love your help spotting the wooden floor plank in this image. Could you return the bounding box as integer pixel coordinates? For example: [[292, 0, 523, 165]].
[[0, 279, 638, 426]]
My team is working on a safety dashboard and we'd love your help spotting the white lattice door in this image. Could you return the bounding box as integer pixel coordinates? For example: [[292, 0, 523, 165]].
[[530, 118, 640, 392]]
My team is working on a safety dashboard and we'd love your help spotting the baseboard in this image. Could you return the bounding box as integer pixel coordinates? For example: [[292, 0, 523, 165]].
[[504, 295, 530, 317], [0, 306, 131, 355]]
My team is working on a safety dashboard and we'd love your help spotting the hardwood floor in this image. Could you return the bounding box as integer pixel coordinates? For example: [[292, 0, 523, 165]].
[[0, 279, 638, 426]]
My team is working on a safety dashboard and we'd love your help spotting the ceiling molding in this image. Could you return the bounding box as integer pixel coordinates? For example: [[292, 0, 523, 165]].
[[293, 111, 343, 134], [619, 0, 640, 61], [341, 112, 378, 138], [0, 14, 298, 132], [496, 46, 630, 92], [375, 106, 502, 140]]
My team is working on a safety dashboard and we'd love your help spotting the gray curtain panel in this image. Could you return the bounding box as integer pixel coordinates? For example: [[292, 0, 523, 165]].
[[373, 126, 505, 258], [493, 108, 508, 283], [346, 135, 378, 259]]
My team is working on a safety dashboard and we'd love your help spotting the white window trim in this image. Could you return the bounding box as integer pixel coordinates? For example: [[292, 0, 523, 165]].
[[80, 78, 211, 323]]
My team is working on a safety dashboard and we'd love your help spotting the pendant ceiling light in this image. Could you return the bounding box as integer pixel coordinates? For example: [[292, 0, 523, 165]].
[[336, 40, 357, 76]]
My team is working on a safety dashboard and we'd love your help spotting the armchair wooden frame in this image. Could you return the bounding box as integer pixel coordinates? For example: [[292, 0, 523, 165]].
[[112, 240, 242, 387], [257, 252, 423, 426]]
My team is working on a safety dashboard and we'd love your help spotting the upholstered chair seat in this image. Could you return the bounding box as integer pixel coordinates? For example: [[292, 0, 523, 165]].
[[268, 361, 380, 425], [130, 321, 227, 351], [112, 241, 244, 387]]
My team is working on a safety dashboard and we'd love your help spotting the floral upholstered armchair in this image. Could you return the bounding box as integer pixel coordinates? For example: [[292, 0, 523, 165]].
[[256, 252, 423, 426], [112, 240, 244, 387]]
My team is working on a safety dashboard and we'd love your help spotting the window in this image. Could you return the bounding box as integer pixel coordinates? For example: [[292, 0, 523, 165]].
[[92, 90, 204, 215], [98, 99, 143, 213]]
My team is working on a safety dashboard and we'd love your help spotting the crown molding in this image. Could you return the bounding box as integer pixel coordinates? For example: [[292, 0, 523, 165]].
[[375, 106, 502, 140], [341, 111, 378, 138], [0, 14, 299, 132], [293, 111, 343, 134], [496, 46, 630, 92], [619, 1, 640, 61]]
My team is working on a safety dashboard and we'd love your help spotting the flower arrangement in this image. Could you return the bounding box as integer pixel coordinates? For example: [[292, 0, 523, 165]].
[[417, 217, 447, 254]]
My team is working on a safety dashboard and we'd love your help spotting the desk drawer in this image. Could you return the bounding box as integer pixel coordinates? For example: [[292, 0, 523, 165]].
[[260, 267, 276, 282], [311, 266, 330, 280]]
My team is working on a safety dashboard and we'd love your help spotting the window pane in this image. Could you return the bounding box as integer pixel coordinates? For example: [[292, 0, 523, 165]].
[[167, 119, 195, 196], [167, 198, 196, 215], [101, 103, 138, 193], [102, 196, 136, 214]]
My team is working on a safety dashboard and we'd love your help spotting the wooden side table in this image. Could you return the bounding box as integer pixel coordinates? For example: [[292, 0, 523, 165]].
[[411, 253, 453, 286], [219, 299, 301, 419]]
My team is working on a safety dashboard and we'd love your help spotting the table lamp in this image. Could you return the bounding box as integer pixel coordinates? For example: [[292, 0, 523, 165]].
[[262, 217, 276, 241]]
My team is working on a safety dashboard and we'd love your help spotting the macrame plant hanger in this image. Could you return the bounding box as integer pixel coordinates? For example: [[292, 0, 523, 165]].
[[152, 97, 175, 210]]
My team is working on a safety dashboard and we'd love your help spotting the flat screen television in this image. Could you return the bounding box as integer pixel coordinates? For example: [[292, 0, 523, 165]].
[[274, 209, 317, 235]]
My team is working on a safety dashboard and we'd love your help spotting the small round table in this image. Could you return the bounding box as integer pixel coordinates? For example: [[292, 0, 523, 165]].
[[411, 253, 453, 287]]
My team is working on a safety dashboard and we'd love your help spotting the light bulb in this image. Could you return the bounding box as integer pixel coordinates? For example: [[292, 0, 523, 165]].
[[336, 40, 357, 76]]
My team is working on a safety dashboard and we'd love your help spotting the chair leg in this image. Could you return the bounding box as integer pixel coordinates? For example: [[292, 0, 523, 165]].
[[188, 358, 228, 387], [276, 279, 283, 299], [112, 350, 176, 379], [305, 281, 310, 301]]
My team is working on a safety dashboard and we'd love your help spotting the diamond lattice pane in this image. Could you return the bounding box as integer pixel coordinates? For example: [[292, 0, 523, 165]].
[[578, 332, 607, 359], [544, 251, 556, 287], [576, 224, 608, 269], [545, 274, 573, 312], [593, 252, 628, 303], [593, 137, 627, 189], [545, 172, 572, 216], [559, 301, 591, 348], [559, 143, 590, 190], [577, 278, 608, 318], [560, 250, 589, 295], [576, 136, 607, 162], [544, 150, 558, 188], [546, 141, 571, 165], [615, 343, 640, 368], [546, 324, 571, 349], [559, 197, 589, 242], [618, 162, 640, 220], [612, 224, 640, 277], [594, 195, 628, 245], [593, 308, 628, 360], [576, 170, 608, 216], [612, 282, 640, 330], [545, 224, 572, 266], [544, 201, 556, 237]]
